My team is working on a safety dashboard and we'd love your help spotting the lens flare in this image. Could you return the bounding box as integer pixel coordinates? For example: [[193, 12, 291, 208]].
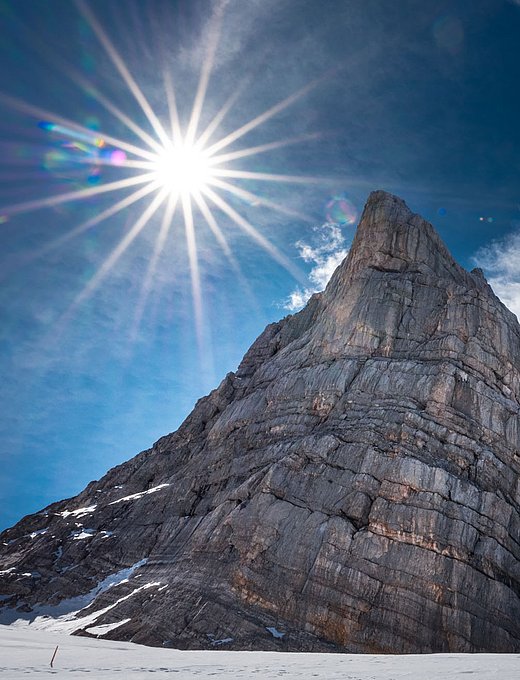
[[110, 150, 127, 166], [325, 194, 357, 225]]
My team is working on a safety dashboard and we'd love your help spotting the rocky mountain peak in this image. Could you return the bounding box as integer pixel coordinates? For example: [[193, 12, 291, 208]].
[[327, 191, 478, 299], [1, 191, 519, 654]]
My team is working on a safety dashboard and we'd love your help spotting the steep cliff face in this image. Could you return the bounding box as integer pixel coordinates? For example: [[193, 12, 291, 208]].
[[1, 191, 519, 653]]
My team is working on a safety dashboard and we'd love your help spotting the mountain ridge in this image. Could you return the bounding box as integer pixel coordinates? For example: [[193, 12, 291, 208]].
[[1, 190, 519, 653]]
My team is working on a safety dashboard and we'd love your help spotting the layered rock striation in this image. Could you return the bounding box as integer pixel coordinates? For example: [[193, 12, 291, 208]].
[[1, 191, 519, 652]]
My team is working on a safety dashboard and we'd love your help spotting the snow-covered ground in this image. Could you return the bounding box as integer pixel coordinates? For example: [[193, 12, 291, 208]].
[[1, 626, 519, 679]]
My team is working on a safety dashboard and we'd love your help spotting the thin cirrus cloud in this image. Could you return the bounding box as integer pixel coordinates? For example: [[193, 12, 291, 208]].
[[284, 222, 349, 312], [473, 227, 520, 320]]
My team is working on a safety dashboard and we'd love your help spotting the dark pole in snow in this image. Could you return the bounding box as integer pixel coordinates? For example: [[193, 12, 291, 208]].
[[50, 645, 59, 668]]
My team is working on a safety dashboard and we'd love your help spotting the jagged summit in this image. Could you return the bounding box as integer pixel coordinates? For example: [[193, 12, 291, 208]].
[[328, 190, 483, 294], [1, 192, 519, 653], [348, 190, 458, 274]]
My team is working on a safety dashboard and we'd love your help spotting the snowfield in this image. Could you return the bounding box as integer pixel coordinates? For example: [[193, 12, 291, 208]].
[[0, 626, 519, 679]]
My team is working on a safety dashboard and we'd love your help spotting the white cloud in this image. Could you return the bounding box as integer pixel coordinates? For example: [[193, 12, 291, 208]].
[[473, 230, 520, 320], [284, 223, 348, 312]]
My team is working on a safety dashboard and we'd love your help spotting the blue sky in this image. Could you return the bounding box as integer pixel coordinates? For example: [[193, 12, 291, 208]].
[[1, 0, 519, 530]]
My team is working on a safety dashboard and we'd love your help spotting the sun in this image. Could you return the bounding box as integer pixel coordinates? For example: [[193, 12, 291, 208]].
[[150, 141, 214, 197]]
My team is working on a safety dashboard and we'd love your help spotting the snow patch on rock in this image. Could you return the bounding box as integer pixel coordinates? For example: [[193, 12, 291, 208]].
[[109, 484, 170, 505], [85, 617, 132, 636], [58, 505, 98, 519]]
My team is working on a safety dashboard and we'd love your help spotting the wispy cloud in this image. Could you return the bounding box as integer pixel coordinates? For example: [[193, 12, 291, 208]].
[[284, 223, 348, 311], [473, 228, 520, 320]]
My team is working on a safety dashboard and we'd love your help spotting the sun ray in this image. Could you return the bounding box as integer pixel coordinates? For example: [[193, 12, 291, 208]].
[[210, 168, 329, 185], [70, 188, 168, 310], [20, 25, 166, 157], [62, 68, 165, 155], [25, 182, 161, 265], [1, 172, 157, 217], [201, 186, 307, 285], [0, 8, 167, 160], [0, 183, 160, 285], [0, 172, 155, 215], [75, 0, 171, 149], [181, 192, 205, 356], [185, 7, 223, 146], [194, 79, 249, 150], [31, 120, 154, 171], [163, 71, 183, 146], [131, 192, 178, 339], [192, 191, 239, 264], [209, 132, 323, 165], [69, 156, 153, 171], [0, 92, 158, 163], [207, 176, 314, 224], [192, 191, 262, 314], [204, 76, 326, 156]]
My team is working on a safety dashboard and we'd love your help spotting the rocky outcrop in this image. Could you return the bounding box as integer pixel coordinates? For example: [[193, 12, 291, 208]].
[[1, 191, 519, 653]]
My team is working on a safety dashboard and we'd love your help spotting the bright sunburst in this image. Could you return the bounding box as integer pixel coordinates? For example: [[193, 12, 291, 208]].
[[0, 0, 328, 356], [151, 142, 214, 197]]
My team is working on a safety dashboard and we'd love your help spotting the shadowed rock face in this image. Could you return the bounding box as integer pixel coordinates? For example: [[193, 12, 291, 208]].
[[1, 191, 519, 653]]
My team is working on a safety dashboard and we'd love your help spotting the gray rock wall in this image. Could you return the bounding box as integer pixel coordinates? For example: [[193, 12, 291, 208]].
[[1, 191, 519, 653]]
